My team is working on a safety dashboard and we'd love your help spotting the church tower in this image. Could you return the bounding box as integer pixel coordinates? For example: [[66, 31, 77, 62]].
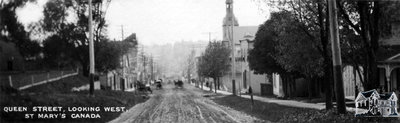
[[223, 0, 239, 42]]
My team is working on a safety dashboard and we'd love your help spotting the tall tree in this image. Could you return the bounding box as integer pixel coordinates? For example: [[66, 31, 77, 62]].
[[95, 40, 132, 73], [259, 0, 335, 108], [197, 41, 231, 92], [337, 0, 400, 90], [0, 0, 41, 60], [40, 0, 112, 75]]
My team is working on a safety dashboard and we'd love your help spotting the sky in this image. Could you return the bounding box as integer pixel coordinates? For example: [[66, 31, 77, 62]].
[[16, 0, 270, 46]]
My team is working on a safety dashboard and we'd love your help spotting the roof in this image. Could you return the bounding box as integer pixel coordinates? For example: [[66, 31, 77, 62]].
[[233, 26, 258, 44], [356, 92, 368, 101], [360, 89, 379, 98], [122, 33, 138, 45], [386, 53, 400, 62], [378, 52, 400, 64], [380, 93, 393, 100], [379, 92, 398, 100]]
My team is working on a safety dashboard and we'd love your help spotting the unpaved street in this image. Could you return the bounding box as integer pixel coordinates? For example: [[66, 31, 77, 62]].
[[110, 84, 263, 123]]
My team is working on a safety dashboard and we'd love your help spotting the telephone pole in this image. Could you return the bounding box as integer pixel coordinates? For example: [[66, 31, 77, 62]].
[[328, 0, 346, 114], [202, 32, 216, 42], [88, 0, 95, 95], [121, 25, 124, 41], [150, 54, 154, 80], [230, 7, 236, 96]]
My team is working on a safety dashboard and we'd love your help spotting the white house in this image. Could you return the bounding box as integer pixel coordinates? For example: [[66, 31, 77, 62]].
[[355, 89, 398, 117]]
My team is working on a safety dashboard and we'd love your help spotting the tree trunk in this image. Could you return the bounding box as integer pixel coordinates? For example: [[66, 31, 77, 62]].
[[214, 77, 217, 93], [318, 0, 333, 110], [282, 76, 288, 98], [308, 77, 312, 99], [291, 76, 296, 97], [354, 65, 359, 100], [217, 77, 220, 90], [209, 80, 212, 92], [288, 76, 292, 98], [357, 1, 379, 91], [201, 78, 203, 90]]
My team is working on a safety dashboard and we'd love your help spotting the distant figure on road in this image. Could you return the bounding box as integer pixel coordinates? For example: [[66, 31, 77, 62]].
[[156, 79, 162, 89], [175, 80, 183, 88], [136, 81, 152, 94], [145, 83, 152, 93]]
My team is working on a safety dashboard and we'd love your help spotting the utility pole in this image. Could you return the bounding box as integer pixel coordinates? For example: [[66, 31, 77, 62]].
[[142, 45, 148, 84], [230, 7, 236, 96], [208, 32, 211, 42], [150, 55, 154, 80], [88, 0, 95, 96], [121, 25, 124, 41], [328, 0, 346, 114], [202, 32, 216, 42]]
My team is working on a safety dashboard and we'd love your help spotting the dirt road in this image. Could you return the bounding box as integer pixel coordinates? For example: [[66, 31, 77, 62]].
[[110, 84, 264, 123]]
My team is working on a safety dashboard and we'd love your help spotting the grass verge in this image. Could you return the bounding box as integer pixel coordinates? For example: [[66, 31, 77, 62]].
[[211, 95, 400, 122], [0, 74, 147, 123]]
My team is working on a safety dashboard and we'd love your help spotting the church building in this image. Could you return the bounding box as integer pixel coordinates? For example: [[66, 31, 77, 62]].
[[220, 0, 272, 95]]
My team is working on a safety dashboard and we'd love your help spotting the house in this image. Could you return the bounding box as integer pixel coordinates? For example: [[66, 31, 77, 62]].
[[378, 53, 400, 93], [100, 33, 138, 91], [355, 89, 398, 117], [341, 21, 400, 100], [238, 31, 272, 95]]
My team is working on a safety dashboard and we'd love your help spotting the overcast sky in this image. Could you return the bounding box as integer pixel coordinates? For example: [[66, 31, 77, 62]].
[[17, 0, 269, 46]]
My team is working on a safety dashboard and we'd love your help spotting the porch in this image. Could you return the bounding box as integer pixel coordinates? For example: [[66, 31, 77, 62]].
[[378, 53, 400, 93]]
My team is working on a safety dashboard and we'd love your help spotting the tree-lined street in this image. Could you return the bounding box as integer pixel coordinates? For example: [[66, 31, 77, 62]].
[[2, 0, 400, 122], [110, 84, 262, 123]]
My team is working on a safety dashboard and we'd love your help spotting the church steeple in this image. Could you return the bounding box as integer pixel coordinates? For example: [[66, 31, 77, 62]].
[[223, 0, 239, 42], [223, 0, 238, 27]]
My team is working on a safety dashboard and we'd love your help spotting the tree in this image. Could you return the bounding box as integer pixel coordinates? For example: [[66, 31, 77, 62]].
[[256, 0, 400, 113], [337, 0, 400, 90], [185, 49, 196, 84], [95, 40, 132, 73], [249, 11, 324, 99], [248, 12, 298, 98], [197, 41, 231, 92], [0, 0, 41, 61], [40, 0, 111, 75], [248, 16, 284, 75], [259, 0, 335, 108]]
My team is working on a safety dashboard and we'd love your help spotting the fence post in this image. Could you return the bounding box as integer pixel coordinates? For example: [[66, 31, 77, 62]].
[[47, 72, 50, 83], [9, 75, 13, 87], [31, 75, 34, 84], [61, 71, 64, 82]]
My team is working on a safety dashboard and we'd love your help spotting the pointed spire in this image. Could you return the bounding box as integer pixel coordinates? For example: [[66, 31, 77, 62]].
[[223, 0, 238, 27]]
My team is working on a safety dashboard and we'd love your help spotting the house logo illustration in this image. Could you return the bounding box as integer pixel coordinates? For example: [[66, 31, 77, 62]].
[[355, 89, 399, 117]]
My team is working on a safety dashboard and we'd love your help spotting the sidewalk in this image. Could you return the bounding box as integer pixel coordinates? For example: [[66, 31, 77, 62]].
[[194, 84, 363, 112]]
